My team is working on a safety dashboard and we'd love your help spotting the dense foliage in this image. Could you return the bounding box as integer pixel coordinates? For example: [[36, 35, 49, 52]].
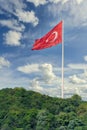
[[0, 87, 87, 130]]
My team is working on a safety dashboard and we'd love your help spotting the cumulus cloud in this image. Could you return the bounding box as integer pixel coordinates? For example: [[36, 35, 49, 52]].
[[28, 73, 87, 98], [17, 63, 58, 84], [69, 74, 86, 84], [29, 78, 44, 93], [63, 76, 87, 100], [0, 19, 25, 32], [4, 30, 22, 46], [17, 64, 39, 74], [0, 57, 10, 68], [84, 56, 87, 61], [39, 63, 57, 84], [0, 60, 87, 100], [29, 77, 62, 97], [27, 0, 47, 7], [16, 10, 39, 26], [29, 78, 61, 97]]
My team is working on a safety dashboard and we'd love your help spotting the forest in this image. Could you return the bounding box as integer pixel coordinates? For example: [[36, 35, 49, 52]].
[[0, 87, 87, 130]]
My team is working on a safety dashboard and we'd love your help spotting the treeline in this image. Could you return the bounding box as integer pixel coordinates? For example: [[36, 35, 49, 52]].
[[0, 87, 87, 130]]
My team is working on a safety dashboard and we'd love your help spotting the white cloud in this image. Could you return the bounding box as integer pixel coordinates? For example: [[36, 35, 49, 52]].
[[16, 10, 39, 26], [0, 0, 39, 26], [63, 76, 87, 100], [4, 30, 22, 46], [29, 77, 61, 97], [16, 58, 87, 100], [29, 78, 60, 97], [48, 0, 87, 27], [0, 19, 25, 32], [0, 0, 26, 15], [0, 60, 87, 100], [67, 63, 87, 70], [27, 0, 47, 7], [67, 0, 87, 26], [84, 56, 87, 61], [29, 78, 44, 93], [26, 0, 84, 6], [69, 74, 86, 84], [17, 64, 39, 74], [49, 0, 84, 4], [76, 0, 83, 4], [0, 57, 10, 68], [84, 69, 87, 77], [28, 74, 87, 98], [0, 0, 39, 49], [39, 63, 57, 84], [17, 63, 58, 84], [49, 0, 66, 4]]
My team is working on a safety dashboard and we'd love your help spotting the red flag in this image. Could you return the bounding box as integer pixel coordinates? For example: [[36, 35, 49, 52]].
[[32, 21, 62, 50]]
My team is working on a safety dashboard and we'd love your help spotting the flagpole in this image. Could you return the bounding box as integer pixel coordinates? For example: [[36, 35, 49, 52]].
[[61, 20, 64, 98]]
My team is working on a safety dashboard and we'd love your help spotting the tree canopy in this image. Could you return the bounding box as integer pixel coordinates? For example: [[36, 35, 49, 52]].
[[0, 87, 87, 130]]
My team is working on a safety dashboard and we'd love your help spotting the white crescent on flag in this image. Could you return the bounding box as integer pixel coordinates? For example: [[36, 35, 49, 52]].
[[46, 31, 58, 43]]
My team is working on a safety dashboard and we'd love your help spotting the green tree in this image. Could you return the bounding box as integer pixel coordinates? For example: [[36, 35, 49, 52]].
[[68, 118, 83, 129], [71, 94, 82, 106]]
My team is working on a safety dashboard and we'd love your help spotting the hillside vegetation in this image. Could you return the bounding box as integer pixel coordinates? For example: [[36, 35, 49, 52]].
[[0, 87, 87, 130]]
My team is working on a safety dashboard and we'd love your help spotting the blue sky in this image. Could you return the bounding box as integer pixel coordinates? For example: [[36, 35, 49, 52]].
[[0, 0, 87, 100]]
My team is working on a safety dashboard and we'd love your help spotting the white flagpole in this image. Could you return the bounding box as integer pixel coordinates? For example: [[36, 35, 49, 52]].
[[61, 20, 64, 98]]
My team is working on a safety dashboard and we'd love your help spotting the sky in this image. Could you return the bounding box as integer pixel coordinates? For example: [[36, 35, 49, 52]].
[[0, 0, 87, 100]]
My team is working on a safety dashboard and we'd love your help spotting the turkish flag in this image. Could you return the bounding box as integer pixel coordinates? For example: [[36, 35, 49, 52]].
[[32, 21, 62, 50]]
